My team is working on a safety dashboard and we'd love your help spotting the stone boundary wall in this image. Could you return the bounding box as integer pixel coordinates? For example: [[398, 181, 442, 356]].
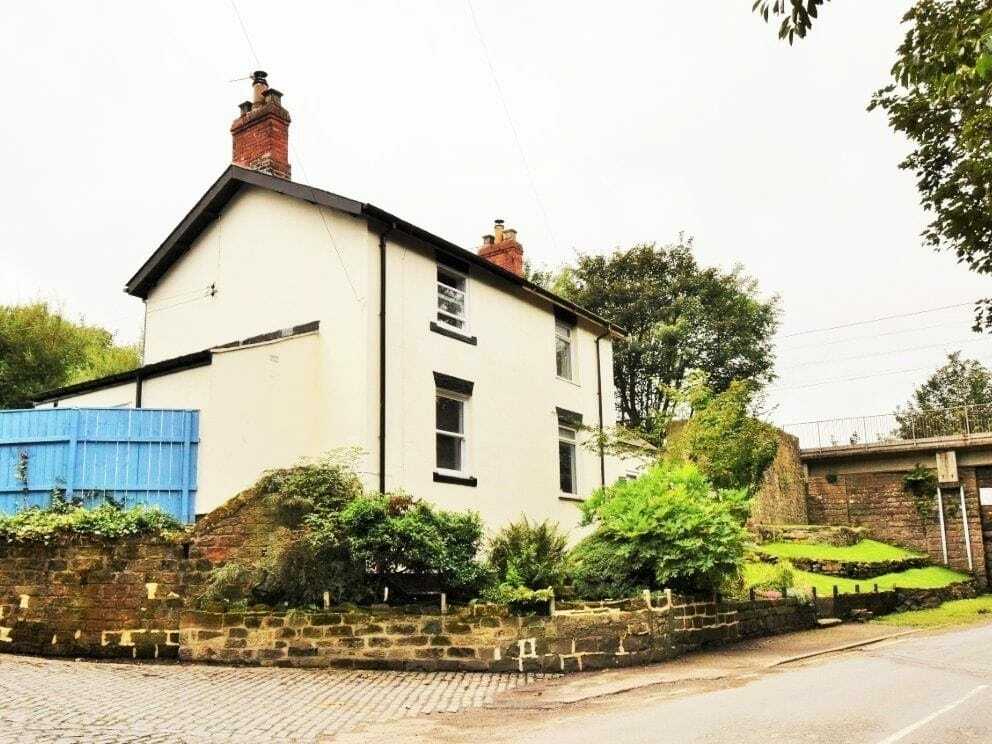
[[817, 581, 977, 620], [757, 553, 931, 579], [752, 524, 866, 547], [0, 535, 209, 659], [180, 594, 817, 673]]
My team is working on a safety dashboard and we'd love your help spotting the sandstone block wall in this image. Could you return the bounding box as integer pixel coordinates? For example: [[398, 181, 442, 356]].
[[180, 594, 817, 673], [750, 432, 809, 526]]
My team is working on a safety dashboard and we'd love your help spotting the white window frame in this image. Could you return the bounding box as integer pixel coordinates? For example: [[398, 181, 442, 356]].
[[436, 266, 469, 334], [435, 390, 470, 477], [558, 424, 578, 495], [555, 320, 576, 382]]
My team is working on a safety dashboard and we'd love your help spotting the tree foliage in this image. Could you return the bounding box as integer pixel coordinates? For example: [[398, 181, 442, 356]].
[[552, 239, 779, 436], [752, 0, 831, 44], [756, 1, 992, 331], [895, 352, 992, 436], [0, 302, 140, 408], [569, 462, 750, 598], [664, 374, 780, 493], [867, 1, 992, 330]]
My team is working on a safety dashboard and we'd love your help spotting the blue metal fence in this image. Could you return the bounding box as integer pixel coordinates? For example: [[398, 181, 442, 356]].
[[0, 408, 199, 523]]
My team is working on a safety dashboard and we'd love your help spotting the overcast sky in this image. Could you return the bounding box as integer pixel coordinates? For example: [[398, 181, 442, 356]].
[[2, 1, 988, 429]]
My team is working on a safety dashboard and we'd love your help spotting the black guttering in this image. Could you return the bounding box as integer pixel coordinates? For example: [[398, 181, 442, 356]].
[[124, 166, 625, 338], [33, 320, 320, 404], [35, 350, 212, 404]]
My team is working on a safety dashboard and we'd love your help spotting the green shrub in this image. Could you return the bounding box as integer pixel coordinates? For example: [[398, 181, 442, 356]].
[[484, 584, 555, 613], [749, 560, 795, 593], [0, 503, 182, 543], [487, 517, 568, 592], [340, 493, 489, 600], [252, 534, 373, 607], [570, 461, 749, 598], [193, 562, 257, 604], [256, 450, 364, 528]]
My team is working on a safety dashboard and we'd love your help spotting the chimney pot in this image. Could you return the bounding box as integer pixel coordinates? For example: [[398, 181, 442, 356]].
[[478, 220, 524, 276], [231, 73, 291, 179]]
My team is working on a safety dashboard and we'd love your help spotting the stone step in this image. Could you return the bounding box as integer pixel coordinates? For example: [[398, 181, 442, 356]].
[[817, 618, 843, 628]]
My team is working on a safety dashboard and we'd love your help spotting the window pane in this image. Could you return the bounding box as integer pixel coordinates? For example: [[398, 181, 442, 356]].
[[437, 433, 462, 471], [438, 292, 464, 317], [556, 336, 572, 379], [438, 269, 463, 290], [436, 396, 463, 433], [559, 440, 575, 493], [437, 311, 465, 329]]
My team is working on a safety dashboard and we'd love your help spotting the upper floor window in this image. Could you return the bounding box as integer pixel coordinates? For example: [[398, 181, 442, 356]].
[[437, 267, 468, 332], [555, 320, 574, 380]]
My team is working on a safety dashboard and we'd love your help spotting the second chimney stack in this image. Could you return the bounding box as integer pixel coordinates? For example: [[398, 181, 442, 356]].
[[478, 219, 524, 276]]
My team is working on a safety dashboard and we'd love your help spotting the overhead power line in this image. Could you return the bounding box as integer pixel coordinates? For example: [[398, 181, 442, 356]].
[[777, 320, 968, 353], [229, 0, 261, 68], [465, 0, 560, 253], [777, 301, 976, 339], [776, 335, 992, 372], [769, 355, 992, 392]]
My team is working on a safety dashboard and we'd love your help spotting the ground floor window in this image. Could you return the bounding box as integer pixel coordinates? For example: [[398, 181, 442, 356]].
[[559, 425, 577, 494], [436, 392, 467, 474]]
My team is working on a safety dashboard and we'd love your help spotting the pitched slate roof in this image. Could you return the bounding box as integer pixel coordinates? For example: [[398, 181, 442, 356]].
[[124, 166, 625, 337]]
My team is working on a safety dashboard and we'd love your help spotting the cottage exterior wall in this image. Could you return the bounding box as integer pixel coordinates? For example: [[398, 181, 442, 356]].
[[48, 186, 625, 531]]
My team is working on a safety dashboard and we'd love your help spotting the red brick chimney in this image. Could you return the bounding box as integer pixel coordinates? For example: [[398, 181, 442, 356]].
[[231, 71, 291, 179], [478, 219, 524, 276]]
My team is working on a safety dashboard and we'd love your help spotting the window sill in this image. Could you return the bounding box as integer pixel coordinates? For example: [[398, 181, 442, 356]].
[[558, 493, 585, 503], [430, 321, 477, 346], [433, 472, 478, 487], [556, 375, 580, 387]]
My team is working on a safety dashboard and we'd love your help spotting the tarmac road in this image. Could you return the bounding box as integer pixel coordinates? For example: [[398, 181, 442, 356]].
[[339, 622, 992, 744]]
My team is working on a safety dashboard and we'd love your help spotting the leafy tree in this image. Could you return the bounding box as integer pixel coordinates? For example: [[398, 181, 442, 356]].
[[665, 373, 780, 493], [896, 352, 992, 436], [553, 238, 779, 435], [569, 461, 750, 598], [0, 302, 140, 408], [755, 1, 992, 331]]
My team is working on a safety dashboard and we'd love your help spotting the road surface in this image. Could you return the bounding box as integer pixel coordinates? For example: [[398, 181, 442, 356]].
[[340, 622, 992, 743]]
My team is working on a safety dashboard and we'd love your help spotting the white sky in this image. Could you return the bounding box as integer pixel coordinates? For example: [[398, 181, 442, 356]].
[[2, 1, 988, 427]]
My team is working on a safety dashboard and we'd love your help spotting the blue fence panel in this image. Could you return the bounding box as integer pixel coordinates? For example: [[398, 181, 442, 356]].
[[0, 408, 199, 523]]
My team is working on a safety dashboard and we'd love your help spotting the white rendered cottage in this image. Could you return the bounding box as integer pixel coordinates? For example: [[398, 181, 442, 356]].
[[35, 73, 631, 532]]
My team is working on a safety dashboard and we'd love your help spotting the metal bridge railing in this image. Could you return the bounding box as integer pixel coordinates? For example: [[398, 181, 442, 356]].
[[783, 403, 992, 452]]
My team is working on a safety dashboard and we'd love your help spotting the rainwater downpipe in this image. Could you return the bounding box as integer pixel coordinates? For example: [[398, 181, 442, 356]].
[[595, 330, 609, 488], [378, 226, 394, 494]]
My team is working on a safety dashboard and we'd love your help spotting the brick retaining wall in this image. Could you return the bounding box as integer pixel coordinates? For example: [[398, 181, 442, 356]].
[[806, 466, 987, 586], [180, 594, 817, 673]]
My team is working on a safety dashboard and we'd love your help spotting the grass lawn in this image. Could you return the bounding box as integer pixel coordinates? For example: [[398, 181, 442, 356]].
[[743, 562, 969, 596], [755, 539, 921, 563], [874, 596, 992, 628]]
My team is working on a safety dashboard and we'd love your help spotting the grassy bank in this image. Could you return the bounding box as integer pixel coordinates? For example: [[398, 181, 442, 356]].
[[875, 596, 992, 628], [744, 562, 969, 596], [755, 539, 921, 563]]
